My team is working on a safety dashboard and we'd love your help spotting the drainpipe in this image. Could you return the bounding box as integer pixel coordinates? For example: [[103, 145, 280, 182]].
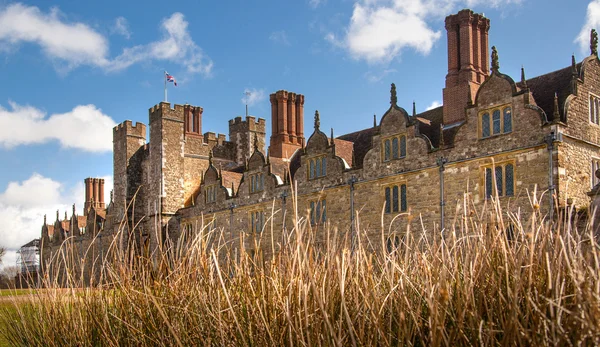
[[436, 156, 448, 232], [280, 191, 288, 245], [228, 202, 237, 243], [544, 131, 561, 221], [348, 176, 358, 249]]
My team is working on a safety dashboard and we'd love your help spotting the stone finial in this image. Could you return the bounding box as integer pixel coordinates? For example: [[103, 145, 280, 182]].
[[491, 46, 499, 71], [330, 128, 334, 146], [521, 66, 527, 88], [572, 54, 578, 76], [390, 83, 398, 106], [591, 29, 598, 56], [231, 182, 235, 197], [373, 114, 377, 127], [412, 101, 416, 117], [314, 110, 320, 131], [110, 190, 113, 203], [266, 148, 270, 165], [72, 204, 75, 216], [56, 210, 59, 221], [208, 149, 213, 165], [64, 211, 67, 220], [44, 214, 46, 225], [253, 133, 259, 151]]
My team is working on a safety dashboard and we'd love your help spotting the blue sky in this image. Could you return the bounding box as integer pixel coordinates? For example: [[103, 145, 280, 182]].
[[0, 0, 597, 267]]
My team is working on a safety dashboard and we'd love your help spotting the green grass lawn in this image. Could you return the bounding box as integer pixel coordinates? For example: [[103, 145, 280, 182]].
[[0, 289, 36, 297]]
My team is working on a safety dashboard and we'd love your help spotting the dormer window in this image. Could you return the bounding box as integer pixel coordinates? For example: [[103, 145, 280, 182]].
[[250, 173, 264, 193], [382, 135, 406, 162], [308, 156, 327, 180], [480, 105, 512, 138], [590, 94, 600, 125], [205, 185, 217, 203]]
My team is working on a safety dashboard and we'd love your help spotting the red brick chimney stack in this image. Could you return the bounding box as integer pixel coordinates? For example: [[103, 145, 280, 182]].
[[84, 177, 106, 216], [269, 90, 305, 159], [443, 9, 490, 124]]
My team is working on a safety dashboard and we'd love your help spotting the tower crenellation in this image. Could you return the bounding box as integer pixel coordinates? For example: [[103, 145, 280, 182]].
[[229, 115, 267, 165]]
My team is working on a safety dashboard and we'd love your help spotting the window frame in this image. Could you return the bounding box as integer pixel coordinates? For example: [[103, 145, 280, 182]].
[[307, 155, 328, 180], [384, 182, 408, 214], [205, 184, 217, 204], [479, 104, 513, 139], [249, 172, 264, 193], [481, 160, 516, 199], [590, 93, 600, 125], [591, 157, 600, 188], [381, 134, 407, 162], [309, 198, 327, 226], [249, 210, 265, 233]]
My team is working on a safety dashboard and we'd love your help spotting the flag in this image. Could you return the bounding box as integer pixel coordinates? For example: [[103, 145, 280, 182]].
[[165, 71, 177, 86]]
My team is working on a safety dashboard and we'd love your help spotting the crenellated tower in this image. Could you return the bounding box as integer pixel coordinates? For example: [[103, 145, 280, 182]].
[[229, 116, 266, 165]]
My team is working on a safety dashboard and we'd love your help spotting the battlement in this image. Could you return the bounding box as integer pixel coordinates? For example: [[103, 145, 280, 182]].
[[114, 120, 147, 138], [228, 116, 266, 127]]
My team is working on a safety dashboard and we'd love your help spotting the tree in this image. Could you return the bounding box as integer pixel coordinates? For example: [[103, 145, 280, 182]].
[[0, 246, 5, 265]]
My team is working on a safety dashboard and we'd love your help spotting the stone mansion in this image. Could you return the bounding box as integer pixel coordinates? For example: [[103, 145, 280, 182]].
[[41, 8, 600, 276]]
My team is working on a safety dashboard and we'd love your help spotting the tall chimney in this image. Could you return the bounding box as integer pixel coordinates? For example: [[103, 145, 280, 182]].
[[269, 90, 305, 158], [442, 9, 490, 124]]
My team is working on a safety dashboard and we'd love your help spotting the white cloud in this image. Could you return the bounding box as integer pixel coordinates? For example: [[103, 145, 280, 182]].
[[0, 4, 213, 76], [112, 16, 131, 39], [242, 88, 267, 107], [327, 0, 522, 64], [0, 174, 113, 270], [576, 0, 600, 54], [269, 30, 291, 46], [426, 100, 442, 110], [0, 101, 116, 152]]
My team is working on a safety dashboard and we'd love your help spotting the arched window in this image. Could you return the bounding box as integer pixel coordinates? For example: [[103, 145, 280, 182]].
[[384, 139, 391, 161], [492, 110, 501, 135], [400, 136, 406, 158], [503, 107, 512, 133], [481, 113, 490, 138], [392, 137, 399, 159]]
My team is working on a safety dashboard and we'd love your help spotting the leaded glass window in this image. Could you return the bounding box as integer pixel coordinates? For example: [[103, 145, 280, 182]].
[[310, 200, 326, 225], [495, 166, 503, 196], [505, 164, 514, 196], [503, 107, 512, 133], [492, 110, 501, 135], [591, 94, 600, 125], [316, 158, 321, 177], [309, 160, 315, 179], [392, 137, 399, 159], [400, 184, 407, 212], [322, 157, 327, 176], [485, 168, 493, 198], [400, 136, 406, 157], [385, 187, 391, 214], [482, 113, 490, 138], [392, 186, 399, 212], [384, 140, 391, 161]]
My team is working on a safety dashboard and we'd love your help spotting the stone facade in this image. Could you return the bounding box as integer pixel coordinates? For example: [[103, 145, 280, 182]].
[[40, 9, 600, 282]]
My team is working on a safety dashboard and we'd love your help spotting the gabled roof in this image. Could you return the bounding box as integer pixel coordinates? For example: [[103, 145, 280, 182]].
[[517, 63, 581, 122], [221, 171, 242, 194], [333, 138, 354, 168], [337, 127, 377, 169]]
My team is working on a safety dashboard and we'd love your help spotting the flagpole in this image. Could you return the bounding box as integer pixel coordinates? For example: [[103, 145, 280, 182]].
[[164, 71, 167, 102]]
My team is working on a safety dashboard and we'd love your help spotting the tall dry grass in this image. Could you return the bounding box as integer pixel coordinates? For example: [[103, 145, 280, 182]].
[[1, 190, 600, 346]]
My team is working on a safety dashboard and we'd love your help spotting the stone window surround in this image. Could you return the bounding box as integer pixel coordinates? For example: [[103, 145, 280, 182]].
[[307, 155, 327, 180], [249, 172, 265, 194], [478, 103, 513, 139], [589, 92, 600, 126], [205, 184, 217, 204], [480, 160, 516, 199], [381, 133, 407, 162], [248, 209, 265, 233], [309, 197, 327, 226], [591, 157, 600, 189], [383, 181, 408, 214]]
